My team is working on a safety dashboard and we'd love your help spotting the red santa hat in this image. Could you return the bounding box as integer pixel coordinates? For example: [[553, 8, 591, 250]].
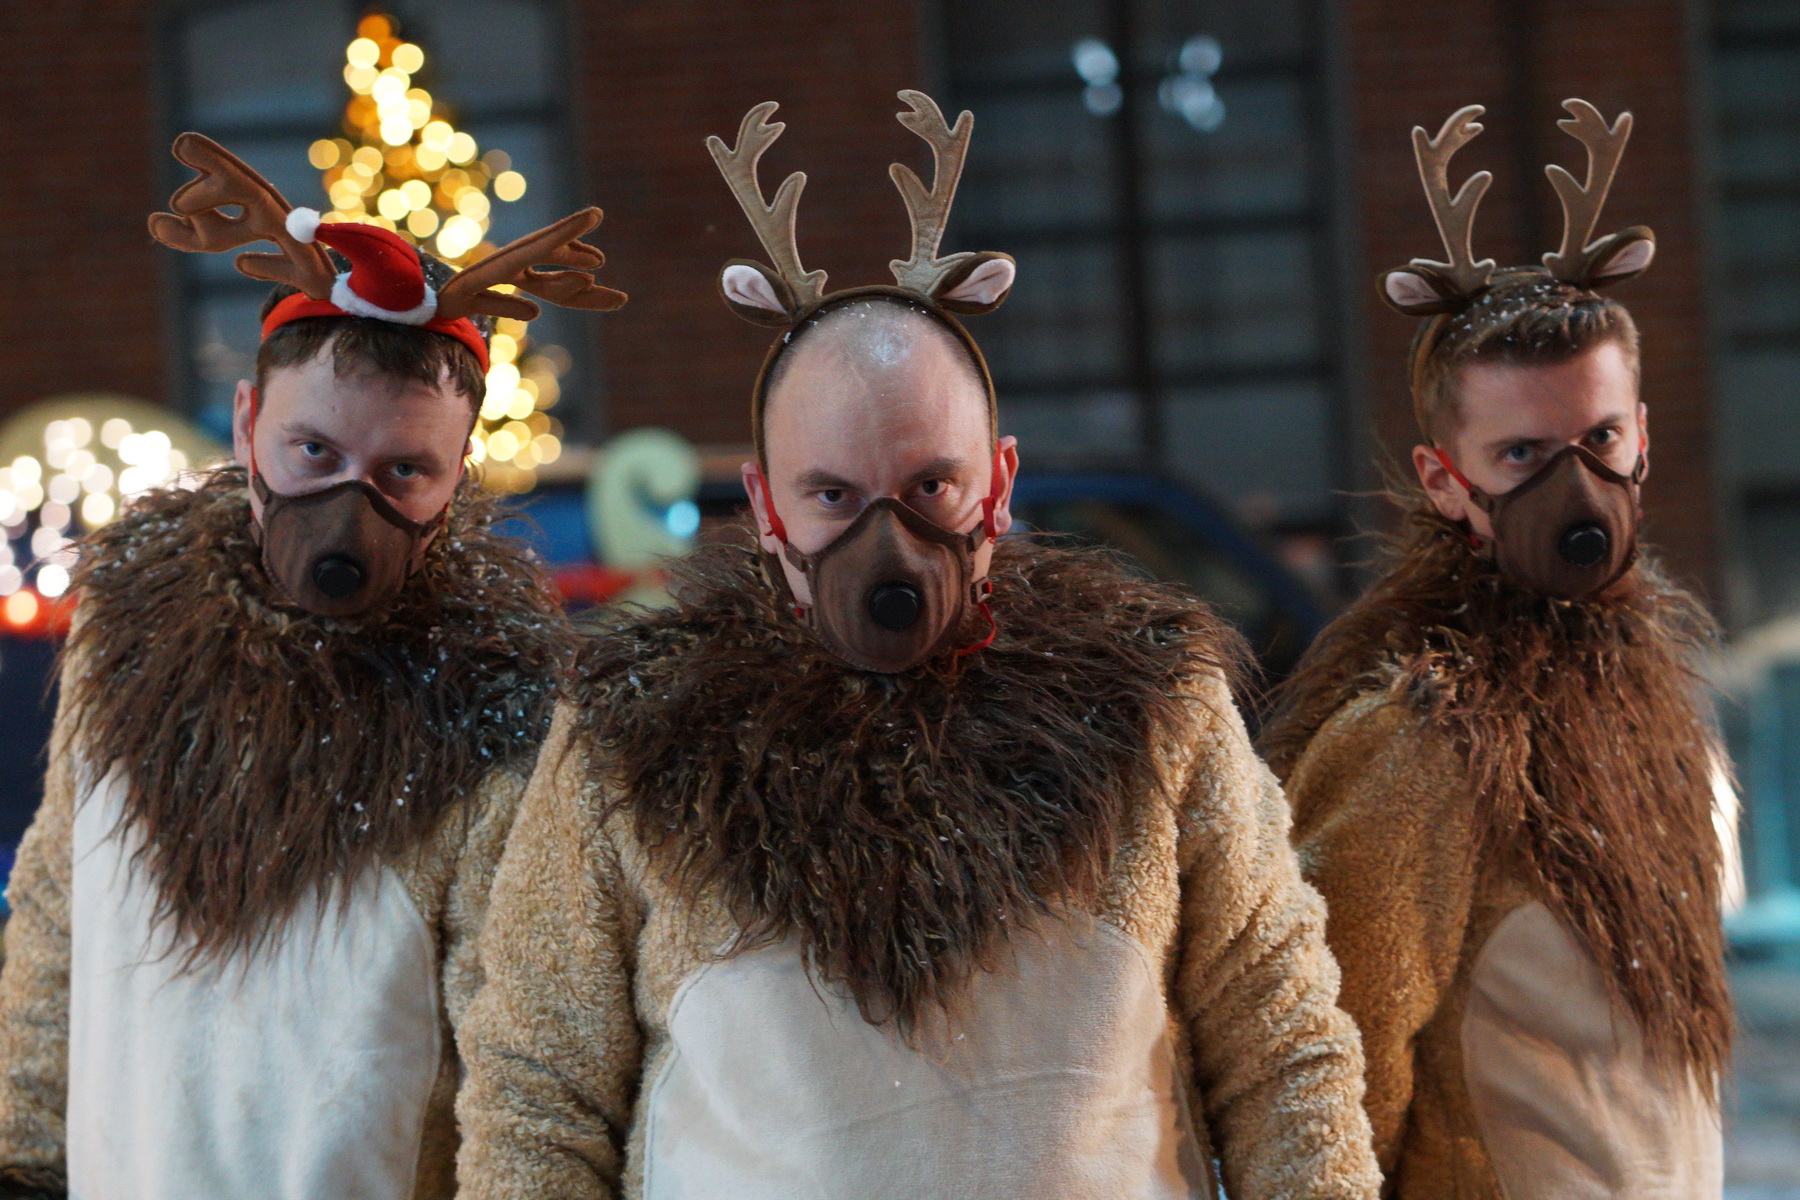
[[152, 133, 626, 381], [260, 208, 491, 370]]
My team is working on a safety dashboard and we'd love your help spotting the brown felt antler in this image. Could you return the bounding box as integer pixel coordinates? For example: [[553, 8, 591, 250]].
[[149, 133, 336, 297], [888, 90, 980, 295], [706, 102, 827, 311], [1410, 105, 1496, 298], [435, 208, 626, 321], [1542, 99, 1651, 286]]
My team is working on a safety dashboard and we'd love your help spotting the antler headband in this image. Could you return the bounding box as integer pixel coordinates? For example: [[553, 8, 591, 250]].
[[706, 90, 1018, 327], [149, 133, 626, 370], [1379, 99, 1657, 316]]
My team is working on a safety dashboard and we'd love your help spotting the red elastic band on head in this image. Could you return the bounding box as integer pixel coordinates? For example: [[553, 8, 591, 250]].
[[261, 292, 491, 372]]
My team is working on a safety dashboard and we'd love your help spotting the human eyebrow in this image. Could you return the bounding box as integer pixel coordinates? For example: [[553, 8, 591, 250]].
[[794, 469, 859, 492], [281, 421, 339, 447], [904, 456, 965, 487]]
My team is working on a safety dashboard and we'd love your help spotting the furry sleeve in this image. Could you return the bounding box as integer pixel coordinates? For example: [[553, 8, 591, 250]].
[[0, 648, 79, 1197], [1170, 669, 1380, 1200], [1287, 693, 1476, 1173], [442, 763, 531, 1040], [455, 704, 644, 1200]]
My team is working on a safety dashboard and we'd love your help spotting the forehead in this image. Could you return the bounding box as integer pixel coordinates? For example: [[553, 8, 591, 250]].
[[1452, 340, 1639, 438], [762, 307, 990, 465], [260, 351, 471, 445]]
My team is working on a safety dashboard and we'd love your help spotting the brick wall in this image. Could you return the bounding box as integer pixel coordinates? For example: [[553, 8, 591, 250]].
[[0, 2, 167, 418], [1341, 0, 1719, 595], [571, 1, 924, 447]]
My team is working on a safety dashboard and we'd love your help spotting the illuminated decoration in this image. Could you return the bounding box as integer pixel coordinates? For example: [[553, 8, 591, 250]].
[[565, 428, 699, 609], [0, 394, 227, 631], [315, 13, 568, 493]]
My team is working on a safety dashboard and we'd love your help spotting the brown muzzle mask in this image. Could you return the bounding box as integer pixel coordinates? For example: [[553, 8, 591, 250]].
[[782, 498, 990, 674], [1468, 445, 1642, 600], [251, 473, 443, 617]]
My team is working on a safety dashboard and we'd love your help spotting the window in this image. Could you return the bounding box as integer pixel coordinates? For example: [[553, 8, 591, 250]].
[[1711, 0, 1800, 622], [161, 0, 593, 444], [1709, 0, 1800, 926], [938, 0, 1345, 539]]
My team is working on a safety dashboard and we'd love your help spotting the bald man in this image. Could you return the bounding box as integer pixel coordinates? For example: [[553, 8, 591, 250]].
[[454, 92, 1377, 1200]]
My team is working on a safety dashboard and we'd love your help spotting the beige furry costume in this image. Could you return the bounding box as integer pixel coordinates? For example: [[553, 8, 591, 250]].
[[0, 469, 564, 1200], [1266, 515, 1729, 1200], [455, 537, 1380, 1200]]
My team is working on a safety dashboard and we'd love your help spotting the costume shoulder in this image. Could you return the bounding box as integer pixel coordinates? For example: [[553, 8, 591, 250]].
[[1286, 687, 1469, 841]]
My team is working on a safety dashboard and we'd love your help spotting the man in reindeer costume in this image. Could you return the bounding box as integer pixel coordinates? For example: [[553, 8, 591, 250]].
[[0, 135, 624, 1200], [1264, 102, 1730, 1199], [455, 91, 1380, 1200]]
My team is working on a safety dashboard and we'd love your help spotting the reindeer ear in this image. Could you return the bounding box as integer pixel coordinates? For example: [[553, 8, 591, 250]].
[[1583, 225, 1656, 289], [933, 252, 1016, 314], [719, 260, 798, 327], [1378, 266, 1465, 316]]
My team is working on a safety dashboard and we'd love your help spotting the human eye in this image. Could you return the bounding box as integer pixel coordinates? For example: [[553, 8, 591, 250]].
[[1587, 426, 1621, 448], [1501, 443, 1535, 466], [391, 462, 421, 481], [917, 478, 946, 497], [817, 487, 846, 505], [299, 440, 326, 458]]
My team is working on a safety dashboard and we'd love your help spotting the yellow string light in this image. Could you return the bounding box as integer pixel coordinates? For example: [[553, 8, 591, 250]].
[[320, 12, 570, 493]]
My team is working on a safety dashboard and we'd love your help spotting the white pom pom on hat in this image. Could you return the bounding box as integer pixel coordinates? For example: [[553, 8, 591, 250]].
[[285, 207, 323, 245]]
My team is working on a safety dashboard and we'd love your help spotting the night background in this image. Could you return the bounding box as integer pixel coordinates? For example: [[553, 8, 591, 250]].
[[0, 1, 1795, 1189]]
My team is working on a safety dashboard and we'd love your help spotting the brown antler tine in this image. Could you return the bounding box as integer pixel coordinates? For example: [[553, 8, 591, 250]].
[[705, 102, 827, 307], [1543, 99, 1633, 282], [1409, 105, 1497, 297], [149, 133, 335, 298], [888, 90, 979, 294], [435, 207, 626, 322]]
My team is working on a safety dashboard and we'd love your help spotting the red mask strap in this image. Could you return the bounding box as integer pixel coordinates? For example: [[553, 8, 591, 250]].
[[955, 582, 998, 658], [247, 386, 261, 480], [755, 468, 788, 544], [1432, 446, 1475, 494], [980, 445, 1006, 541]]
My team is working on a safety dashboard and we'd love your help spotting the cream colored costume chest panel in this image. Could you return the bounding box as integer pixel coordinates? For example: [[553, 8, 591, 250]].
[[68, 773, 442, 1200], [1460, 901, 1721, 1200], [639, 914, 1212, 1200]]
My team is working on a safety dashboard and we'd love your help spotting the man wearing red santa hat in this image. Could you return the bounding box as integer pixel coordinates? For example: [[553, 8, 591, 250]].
[[0, 133, 624, 1200]]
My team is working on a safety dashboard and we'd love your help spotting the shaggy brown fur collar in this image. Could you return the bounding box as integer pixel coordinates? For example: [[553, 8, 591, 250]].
[[63, 465, 565, 961], [1263, 509, 1730, 1081], [572, 533, 1244, 1031]]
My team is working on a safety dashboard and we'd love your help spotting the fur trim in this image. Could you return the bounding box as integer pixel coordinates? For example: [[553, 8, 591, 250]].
[[62, 465, 566, 962], [1264, 508, 1731, 1082], [0, 1165, 64, 1200], [571, 533, 1246, 1031]]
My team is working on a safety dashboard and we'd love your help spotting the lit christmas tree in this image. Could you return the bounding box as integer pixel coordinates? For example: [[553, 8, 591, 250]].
[[311, 12, 569, 493]]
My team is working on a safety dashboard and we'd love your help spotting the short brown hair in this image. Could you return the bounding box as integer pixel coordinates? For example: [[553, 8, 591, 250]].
[[1410, 268, 1640, 443], [253, 249, 488, 421]]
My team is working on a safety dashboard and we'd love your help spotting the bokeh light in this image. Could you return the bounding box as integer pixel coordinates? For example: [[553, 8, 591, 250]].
[[315, 13, 575, 493]]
